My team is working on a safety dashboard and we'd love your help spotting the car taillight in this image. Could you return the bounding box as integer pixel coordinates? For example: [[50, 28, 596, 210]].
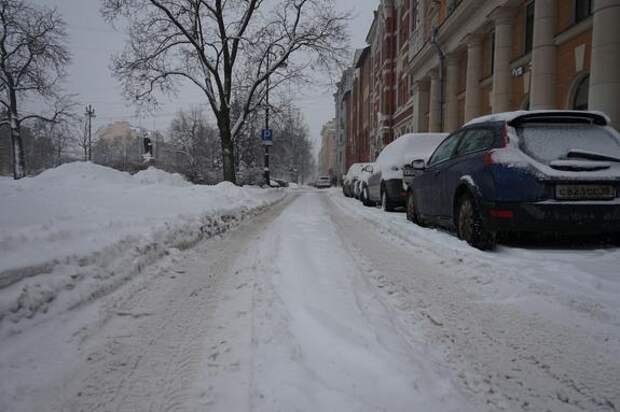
[[489, 209, 514, 219], [484, 151, 495, 166]]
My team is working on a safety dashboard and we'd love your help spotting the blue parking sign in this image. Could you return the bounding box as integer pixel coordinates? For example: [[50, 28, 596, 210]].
[[261, 128, 273, 145]]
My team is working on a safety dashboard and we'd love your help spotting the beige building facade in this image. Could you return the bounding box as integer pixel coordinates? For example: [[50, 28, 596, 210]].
[[334, 0, 620, 171], [409, 0, 620, 132]]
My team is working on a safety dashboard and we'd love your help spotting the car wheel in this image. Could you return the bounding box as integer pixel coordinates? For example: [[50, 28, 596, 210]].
[[457, 194, 496, 250], [381, 188, 394, 212], [362, 186, 373, 207], [406, 191, 418, 223]]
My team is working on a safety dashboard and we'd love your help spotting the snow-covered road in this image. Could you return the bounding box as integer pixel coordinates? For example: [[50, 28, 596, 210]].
[[2, 189, 619, 411]]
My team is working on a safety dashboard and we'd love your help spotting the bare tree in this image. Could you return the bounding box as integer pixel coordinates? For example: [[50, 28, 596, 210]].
[[30, 117, 75, 166], [168, 107, 221, 182], [102, 0, 350, 184], [73, 117, 90, 161], [0, 0, 72, 179]]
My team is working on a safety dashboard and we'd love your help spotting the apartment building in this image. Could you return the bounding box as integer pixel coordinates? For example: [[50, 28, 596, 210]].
[[410, 0, 620, 133], [349, 47, 372, 166], [333, 68, 353, 181], [318, 119, 336, 178], [335, 0, 620, 166]]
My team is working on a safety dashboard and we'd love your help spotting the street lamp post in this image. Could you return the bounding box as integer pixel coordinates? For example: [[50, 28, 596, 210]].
[[264, 52, 271, 186], [262, 46, 287, 187], [85, 105, 96, 161]]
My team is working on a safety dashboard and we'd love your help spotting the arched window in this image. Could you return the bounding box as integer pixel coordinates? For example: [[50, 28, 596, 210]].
[[573, 74, 590, 111]]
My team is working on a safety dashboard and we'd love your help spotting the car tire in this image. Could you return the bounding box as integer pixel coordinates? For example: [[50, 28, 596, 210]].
[[456, 194, 496, 251], [381, 187, 395, 212], [406, 191, 418, 223], [362, 186, 374, 207]]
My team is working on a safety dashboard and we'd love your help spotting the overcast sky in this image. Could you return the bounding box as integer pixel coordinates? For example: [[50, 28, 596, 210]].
[[38, 0, 377, 153]]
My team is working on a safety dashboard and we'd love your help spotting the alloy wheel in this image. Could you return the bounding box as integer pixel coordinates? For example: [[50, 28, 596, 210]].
[[458, 198, 474, 242]]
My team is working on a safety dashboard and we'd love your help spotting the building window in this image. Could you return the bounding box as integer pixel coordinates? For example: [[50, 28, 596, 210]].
[[524, 1, 535, 54], [573, 74, 590, 110], [575, 0, 593, 24], [489, 30, 495, 75]]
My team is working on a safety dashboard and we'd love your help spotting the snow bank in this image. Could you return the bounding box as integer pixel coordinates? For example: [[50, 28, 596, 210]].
[[329, 191, 620, 325], [132, 167, 191, 186], [0, 162, 286, 336]]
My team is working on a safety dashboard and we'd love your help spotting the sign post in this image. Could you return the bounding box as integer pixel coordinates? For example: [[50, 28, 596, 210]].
[[261, 128, 273, 145]]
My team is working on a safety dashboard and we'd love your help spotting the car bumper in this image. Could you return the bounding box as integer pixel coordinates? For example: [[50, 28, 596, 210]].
[[481, 200, 620, 234]]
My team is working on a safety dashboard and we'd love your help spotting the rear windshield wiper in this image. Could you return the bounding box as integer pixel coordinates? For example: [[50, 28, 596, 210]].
[[566, 149, 620, 163]]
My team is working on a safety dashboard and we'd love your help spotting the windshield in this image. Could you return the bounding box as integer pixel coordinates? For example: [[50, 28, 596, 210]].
[[518, 124, 620, 164]]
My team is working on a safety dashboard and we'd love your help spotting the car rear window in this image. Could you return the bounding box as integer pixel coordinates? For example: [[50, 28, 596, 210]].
[[517, 124, 620, 164], [456, 128, 496, 157]]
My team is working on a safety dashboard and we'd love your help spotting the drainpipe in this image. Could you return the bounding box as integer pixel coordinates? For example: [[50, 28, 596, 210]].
[[431, 26, 445, 131]]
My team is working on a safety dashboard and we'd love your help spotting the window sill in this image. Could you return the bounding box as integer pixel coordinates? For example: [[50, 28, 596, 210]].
[[554, 17, 593, 45]]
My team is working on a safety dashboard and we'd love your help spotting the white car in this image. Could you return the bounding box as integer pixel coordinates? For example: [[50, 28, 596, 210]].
[[364, 133, 448, 210], [356, 163, 375, 200], [315, 176, 332, 189], [343, 163, 372, 197]]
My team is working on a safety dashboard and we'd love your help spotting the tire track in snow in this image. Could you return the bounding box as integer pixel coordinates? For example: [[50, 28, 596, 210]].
[[325, 191, 620, 411], [53, 195, 298, 412], [245, 191, 472, 412]]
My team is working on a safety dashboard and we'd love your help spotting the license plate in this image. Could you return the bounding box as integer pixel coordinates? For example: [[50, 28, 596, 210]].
[[555, 184, 616, 200]]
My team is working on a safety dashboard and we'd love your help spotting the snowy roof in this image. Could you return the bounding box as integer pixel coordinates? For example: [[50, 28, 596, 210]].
[[464, 110, 611, 127], [376, 133, 448, 175]]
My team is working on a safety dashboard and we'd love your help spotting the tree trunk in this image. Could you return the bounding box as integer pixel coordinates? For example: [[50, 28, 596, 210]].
[[8, 86, 26, 179], [218, 114, 237, 184], [9, 117, 25, 179]]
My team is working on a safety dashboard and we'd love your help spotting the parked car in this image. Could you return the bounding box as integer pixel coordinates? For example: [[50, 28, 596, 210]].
[[315, 176, 332, 189], [365, 133, 448, 211], [343, 163, 371, 197], [273, 178, 289, 188], [358, 163, 375, 205], [356, 163, 374, 199], [407, 110, 620, 250]]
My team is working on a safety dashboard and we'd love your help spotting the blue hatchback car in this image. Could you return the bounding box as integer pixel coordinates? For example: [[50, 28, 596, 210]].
[[406, 111, 620, 250]]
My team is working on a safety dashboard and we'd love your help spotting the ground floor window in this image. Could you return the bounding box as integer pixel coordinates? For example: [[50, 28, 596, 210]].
[[575, 0, 593, 24], [572, 74, 590, 110]]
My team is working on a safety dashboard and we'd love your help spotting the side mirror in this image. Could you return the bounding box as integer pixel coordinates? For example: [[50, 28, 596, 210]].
[[411, 159, 426, 170], [362, 165, 373, 173]]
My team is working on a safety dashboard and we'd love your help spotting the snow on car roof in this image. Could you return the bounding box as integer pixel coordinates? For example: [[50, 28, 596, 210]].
[[464, 110, 611, 127], [345, 162, 373, 178], [377, 133, 448, 167]]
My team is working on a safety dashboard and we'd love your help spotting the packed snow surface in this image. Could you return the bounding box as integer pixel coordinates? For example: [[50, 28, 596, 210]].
[[1, 180, 619, 411], [0, 162, 284, 333]]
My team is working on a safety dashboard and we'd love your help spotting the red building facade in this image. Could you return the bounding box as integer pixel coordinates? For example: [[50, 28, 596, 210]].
[[337, 0, 415, 168]]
